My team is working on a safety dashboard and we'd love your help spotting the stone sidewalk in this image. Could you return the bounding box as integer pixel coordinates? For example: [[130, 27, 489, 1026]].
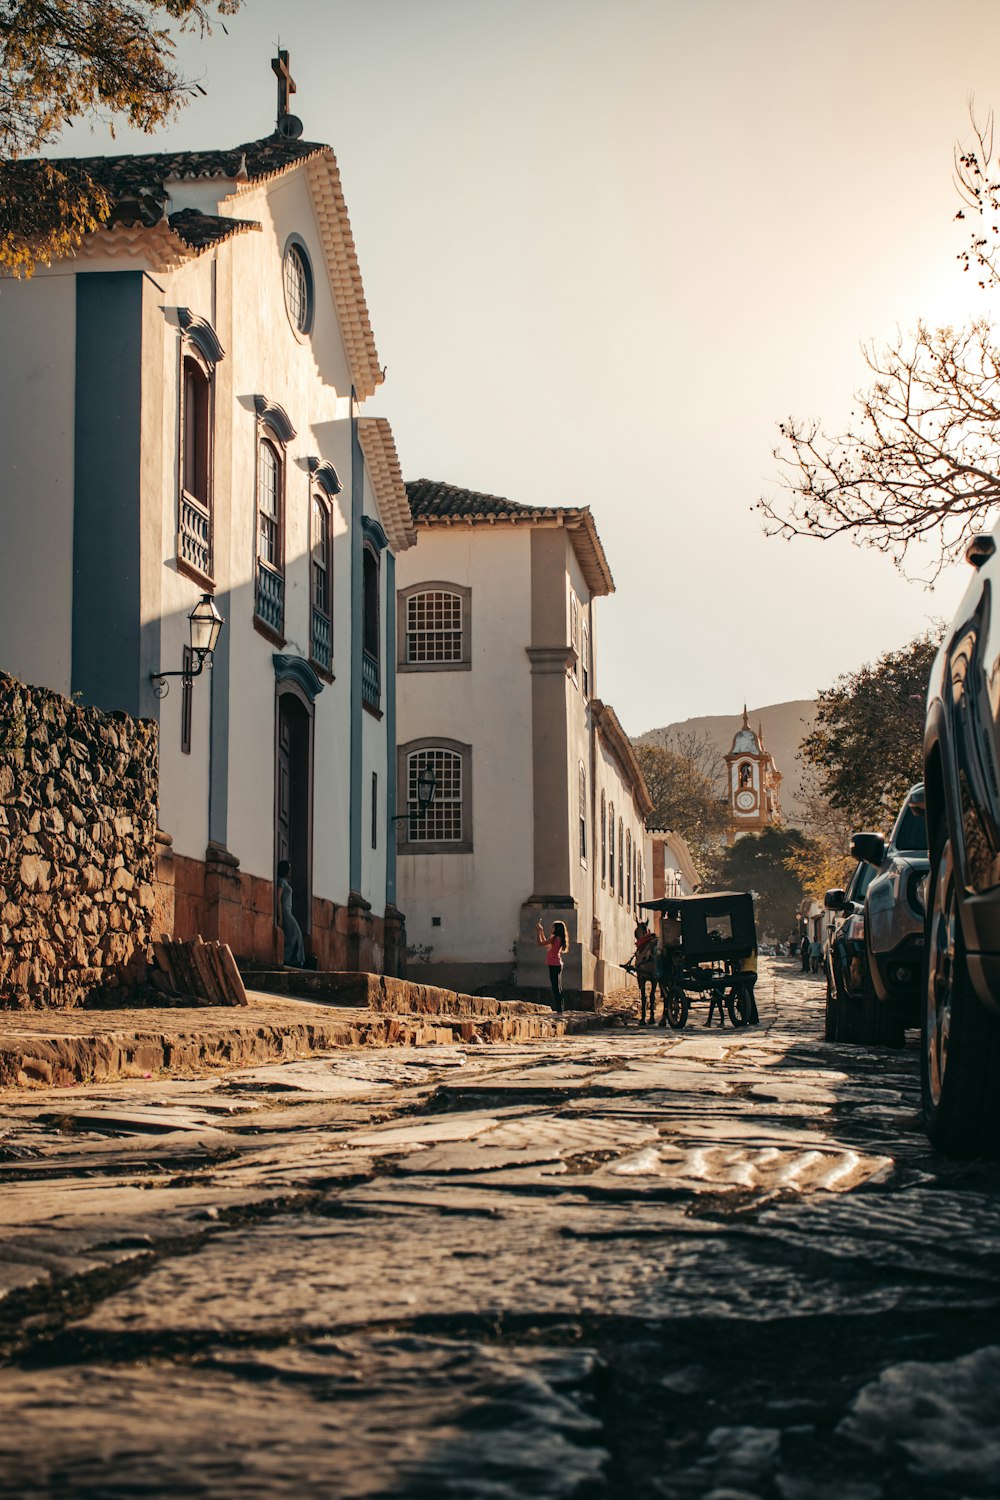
[[0, 981, 605, 1089]]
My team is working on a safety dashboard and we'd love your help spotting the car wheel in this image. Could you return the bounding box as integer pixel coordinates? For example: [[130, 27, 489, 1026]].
[[664, 988, 689, 1030], [922, 824, 1000, 1156], [726, 985, 748, 1027], [825, 949, 905, 1048]]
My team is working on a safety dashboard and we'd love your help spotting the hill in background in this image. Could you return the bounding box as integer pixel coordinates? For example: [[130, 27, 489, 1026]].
[[635, 700, 818, 825]]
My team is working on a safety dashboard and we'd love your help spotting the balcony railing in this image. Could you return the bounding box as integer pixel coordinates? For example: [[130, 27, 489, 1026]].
[[179, 493, 211, 578], [362, 648, 380, 707], [255, 562, 284, 637], [311, 607, 331, 674]]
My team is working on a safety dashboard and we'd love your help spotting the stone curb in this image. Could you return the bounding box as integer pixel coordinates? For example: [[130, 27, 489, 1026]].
[[0, 992, 607, 1090]]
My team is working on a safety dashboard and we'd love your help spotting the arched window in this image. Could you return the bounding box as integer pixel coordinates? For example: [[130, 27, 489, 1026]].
[[175, 311, 223, 586], [626, 830, 632, 908], [600, 789, 607, 885], [578, 762, 587, 864], [397, 739, 472, 853], [608, 803, 615, 891], [253, 397, 295, 642], [581, 621, 590, 697], [405, 588, 463, 664], [618, 817, 624, 902], [310, 493, 332, 674], [362, 543, 380, 706]]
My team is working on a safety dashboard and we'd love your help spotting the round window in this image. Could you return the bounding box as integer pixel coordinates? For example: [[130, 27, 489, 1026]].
[[282, 241, 312, 335]]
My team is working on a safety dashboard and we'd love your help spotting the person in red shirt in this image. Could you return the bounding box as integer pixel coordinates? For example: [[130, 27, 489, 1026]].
[[537, 919, 569, 1013]]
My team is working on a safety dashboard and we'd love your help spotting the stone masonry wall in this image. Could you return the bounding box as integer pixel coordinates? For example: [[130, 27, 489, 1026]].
[[0, 674, 159, 1008]]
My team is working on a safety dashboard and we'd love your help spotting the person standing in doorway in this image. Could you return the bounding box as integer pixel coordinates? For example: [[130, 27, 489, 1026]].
[[537, 919, 569, 1014], [276, 859, 305, 968]]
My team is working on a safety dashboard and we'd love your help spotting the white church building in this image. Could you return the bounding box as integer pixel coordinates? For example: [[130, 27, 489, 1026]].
[[0, 73, 416, 972], [395, 480, 653, 1005]]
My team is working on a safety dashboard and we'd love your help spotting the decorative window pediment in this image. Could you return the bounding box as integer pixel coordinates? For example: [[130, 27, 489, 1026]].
[[177, 308, 225, 367], [307, 456, 344, 497], [253, 395, 297, 444]]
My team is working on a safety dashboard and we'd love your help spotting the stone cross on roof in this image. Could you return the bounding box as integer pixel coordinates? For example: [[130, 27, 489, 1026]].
[[271, 49, 296, 128]]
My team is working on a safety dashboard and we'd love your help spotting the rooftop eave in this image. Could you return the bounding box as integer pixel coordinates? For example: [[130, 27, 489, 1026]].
[[358, 418, 416, 553], [234, 147, 382, 401], [592, 700, 654, 817], [414, 508, 614, 595]]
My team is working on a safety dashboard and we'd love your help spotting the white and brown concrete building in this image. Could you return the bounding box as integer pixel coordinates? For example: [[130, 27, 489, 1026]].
[[395, 480, 652, 1005], [725, 708, 783, 843], [0, 119, 415, 973]]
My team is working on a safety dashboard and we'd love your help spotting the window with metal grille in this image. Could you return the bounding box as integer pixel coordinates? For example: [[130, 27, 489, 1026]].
[[626, 830, 632, 906], [407, 748, 463, 842], [579, 762, 587, 864], [600, 790, 607, 884], [618, 818, 624, 902], [406, 590, 462, 663], [608, 803, 615, 891], [581, 622, 590, 697]]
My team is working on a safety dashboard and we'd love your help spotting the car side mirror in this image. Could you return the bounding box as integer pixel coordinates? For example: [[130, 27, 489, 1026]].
[[825, 888, 846, 910], [851, 832, 886, 868], [966, 533, 997, 569]]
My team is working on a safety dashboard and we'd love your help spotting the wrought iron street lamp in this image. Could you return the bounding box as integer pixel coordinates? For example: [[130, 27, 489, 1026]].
[[391, 760, 437, 824], [150, 593, 225, 698]]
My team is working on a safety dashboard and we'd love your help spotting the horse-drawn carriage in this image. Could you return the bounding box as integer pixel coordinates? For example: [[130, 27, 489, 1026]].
[[633, 891, 758, 1030]]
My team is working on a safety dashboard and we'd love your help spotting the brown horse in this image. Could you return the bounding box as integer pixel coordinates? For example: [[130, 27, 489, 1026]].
[[629, 922, 658, 1024]]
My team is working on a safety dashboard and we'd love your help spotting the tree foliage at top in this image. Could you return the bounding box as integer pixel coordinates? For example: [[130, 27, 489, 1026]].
[[712, 825, 814, 938], [633, 741, 729, 874], [759, 110, 1000, 577], [799, 628, 941, 832], [1, 0, 240, 275]]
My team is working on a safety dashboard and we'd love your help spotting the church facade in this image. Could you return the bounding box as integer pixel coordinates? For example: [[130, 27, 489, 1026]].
[[0, 104, 415, 970], [724, 709, 783, 841], [394, 480, 652, 1004]]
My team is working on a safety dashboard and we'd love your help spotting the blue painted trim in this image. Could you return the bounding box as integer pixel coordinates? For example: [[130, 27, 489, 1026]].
[[362, 515, 389, 552], [349, 391, 363, 891], [385, 551, 397, 908], [253, 395, 296, 443], [208, 587, 231, 848], [307, 456, 343, 496], [177, 308, 225, 366], [72, 272, 145, 715], [273, 652, 325, 702]]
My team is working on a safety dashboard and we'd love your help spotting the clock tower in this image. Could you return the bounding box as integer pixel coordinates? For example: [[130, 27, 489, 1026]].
[[724, 706, 782, 842]]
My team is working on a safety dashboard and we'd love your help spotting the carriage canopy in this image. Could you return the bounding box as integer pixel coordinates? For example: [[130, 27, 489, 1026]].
[[637, 891, 757, 964]]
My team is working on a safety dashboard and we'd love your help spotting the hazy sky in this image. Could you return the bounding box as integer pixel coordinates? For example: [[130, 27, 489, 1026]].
[[53, 0, 1000, 735]]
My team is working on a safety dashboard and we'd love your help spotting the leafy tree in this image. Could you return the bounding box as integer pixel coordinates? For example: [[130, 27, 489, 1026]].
[[799, 627, 941, 831], [782, 769, 856, 903], [1, 0, 240, 275], [633, 741, 729, 874], [712, 825, 814, 938], [759, 110, 1000, 577]]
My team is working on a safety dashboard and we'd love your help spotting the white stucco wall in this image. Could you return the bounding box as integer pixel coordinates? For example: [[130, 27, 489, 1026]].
[[594, 731, 649, 973], [143, 167, 370, 911], [396, 526, 534, 965], [0, 271, 77, 694]]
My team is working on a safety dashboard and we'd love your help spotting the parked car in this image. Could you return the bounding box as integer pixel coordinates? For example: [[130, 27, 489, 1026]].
[[923, 526, 1000, 1156], [823, 860, 875, 1013], [824, 784, 928, 1047]]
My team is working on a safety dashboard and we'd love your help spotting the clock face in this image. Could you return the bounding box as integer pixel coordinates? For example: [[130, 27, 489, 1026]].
[[736, 789, 756, 812]]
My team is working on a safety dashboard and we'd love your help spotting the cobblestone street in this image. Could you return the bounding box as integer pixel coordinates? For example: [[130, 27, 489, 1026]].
[[2, 957, 1000, 1498]]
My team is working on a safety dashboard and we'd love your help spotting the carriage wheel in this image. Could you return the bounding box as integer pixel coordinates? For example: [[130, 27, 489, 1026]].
[[726, 986, 749, 1028], [664, 988, 689, 1030]]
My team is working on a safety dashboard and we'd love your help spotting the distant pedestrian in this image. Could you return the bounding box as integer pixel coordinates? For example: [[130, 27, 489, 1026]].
[[801, 935, 811, 972], [737, 948, 760, 1025], [276, 859, 305, 968], [537, 919, 569, 1014], [810, 939, 822, 974]]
